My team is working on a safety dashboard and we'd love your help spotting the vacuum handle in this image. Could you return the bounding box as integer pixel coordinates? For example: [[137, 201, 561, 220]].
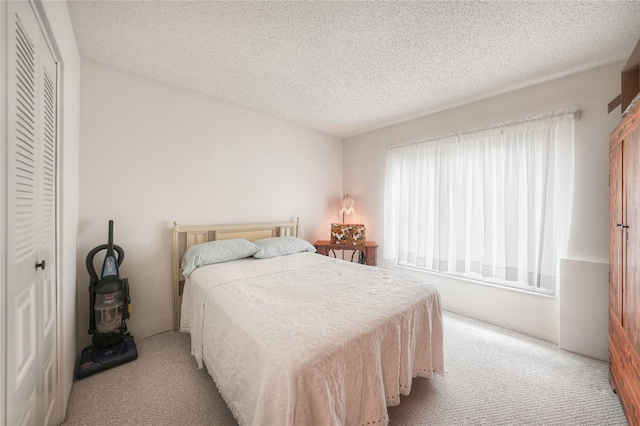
[[102, 220, 118, 277], [108, 220, 114, 248], [114, 245, 125, 267], [86, 244, 125, 281]]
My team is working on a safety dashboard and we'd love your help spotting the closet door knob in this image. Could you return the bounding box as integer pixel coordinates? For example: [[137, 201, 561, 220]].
[[35, 260, 45, 270]]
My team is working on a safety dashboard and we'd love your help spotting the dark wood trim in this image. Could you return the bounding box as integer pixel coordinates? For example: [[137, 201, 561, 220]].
[[609, 95, 622, 114]]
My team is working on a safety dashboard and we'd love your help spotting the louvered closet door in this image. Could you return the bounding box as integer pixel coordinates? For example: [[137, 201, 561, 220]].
[[6, 1, 58, 425]]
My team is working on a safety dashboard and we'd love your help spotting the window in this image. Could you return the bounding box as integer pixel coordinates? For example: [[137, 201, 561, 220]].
[[384, 109, 577, 295]]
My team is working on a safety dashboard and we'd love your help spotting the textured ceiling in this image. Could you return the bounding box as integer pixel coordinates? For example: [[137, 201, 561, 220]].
[[68, 1, 640, 139]]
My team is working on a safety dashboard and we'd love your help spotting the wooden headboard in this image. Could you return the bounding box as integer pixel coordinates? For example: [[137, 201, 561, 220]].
[[171, 218, 301, 330]]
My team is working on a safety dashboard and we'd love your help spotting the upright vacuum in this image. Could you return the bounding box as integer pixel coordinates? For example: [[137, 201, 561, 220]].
[[76, 220, 138, 379]]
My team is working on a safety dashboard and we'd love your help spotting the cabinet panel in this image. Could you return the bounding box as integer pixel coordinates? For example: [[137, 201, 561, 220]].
[[610, 310, 640, 423], [625, 126, 640, 354], [610, 144, 623, 322]]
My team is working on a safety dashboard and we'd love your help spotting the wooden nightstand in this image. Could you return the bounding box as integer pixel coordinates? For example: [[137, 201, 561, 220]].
[[314, 240, 378, 266]]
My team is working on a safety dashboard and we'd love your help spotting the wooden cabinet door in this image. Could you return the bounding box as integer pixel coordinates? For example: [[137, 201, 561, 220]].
[[625, 126, 640, 355], [610, 142, 624, 322]]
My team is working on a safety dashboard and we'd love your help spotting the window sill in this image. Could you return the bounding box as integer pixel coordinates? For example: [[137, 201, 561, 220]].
[[395, 263, 556, 299]]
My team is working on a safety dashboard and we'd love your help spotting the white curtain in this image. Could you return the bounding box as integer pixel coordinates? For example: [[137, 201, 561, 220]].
[[384, 110, 577, 294]]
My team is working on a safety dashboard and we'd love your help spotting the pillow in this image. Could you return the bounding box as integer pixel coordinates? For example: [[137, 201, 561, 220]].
[[252, 236, 317, 259], [181, 238, 259, 277]]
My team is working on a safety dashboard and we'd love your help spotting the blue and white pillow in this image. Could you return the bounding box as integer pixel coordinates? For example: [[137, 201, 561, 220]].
[[252, 236, 317, 259], [181, 238, 259, 277]]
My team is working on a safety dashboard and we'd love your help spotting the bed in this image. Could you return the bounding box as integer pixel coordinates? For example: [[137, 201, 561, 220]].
[[172, 219, 444, 426]]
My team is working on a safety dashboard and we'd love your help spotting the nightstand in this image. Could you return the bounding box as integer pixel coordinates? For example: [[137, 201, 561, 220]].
[[314, 240, 378, 266]]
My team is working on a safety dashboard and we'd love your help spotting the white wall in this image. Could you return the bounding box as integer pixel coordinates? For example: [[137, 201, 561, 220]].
[[78, 59, 343, 347], [559, 259, 609, 360], [344, 62, 622, 345], [33, 0, 81, 421]]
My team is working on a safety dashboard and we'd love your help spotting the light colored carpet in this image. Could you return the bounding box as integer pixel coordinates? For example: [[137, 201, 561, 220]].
[[62, 311, 626, 425]]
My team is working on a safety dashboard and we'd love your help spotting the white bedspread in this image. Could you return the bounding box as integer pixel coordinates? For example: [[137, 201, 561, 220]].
[[181, 252, 444, 426]]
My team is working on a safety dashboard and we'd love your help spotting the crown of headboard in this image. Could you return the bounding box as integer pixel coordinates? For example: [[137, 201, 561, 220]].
[[171, 218, 301, 330]]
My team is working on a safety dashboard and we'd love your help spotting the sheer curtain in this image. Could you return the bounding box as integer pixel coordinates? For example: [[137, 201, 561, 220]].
[[384, 109, 577, 294]]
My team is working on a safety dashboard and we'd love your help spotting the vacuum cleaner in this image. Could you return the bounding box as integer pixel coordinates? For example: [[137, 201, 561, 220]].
[[76, 220, 138, 379]]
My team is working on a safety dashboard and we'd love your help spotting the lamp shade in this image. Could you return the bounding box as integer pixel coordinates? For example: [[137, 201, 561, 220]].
[[339, 195, 355, 215]]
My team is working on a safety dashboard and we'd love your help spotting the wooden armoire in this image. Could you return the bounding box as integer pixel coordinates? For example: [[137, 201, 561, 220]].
[[609, 97, 640, 425]]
